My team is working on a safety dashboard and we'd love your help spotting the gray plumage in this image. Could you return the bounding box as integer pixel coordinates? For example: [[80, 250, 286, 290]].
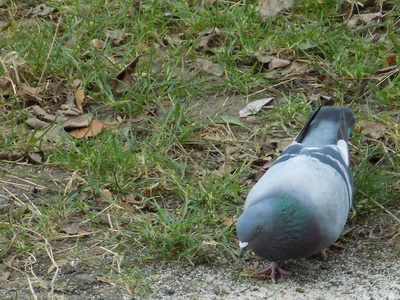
[[236, 106, 355, 280]]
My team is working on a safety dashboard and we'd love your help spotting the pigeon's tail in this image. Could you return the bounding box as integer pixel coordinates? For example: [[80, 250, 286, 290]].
[[295, 106, 355, 148]]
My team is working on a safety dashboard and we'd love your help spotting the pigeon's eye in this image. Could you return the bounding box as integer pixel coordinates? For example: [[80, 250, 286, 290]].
[[254, 228, 260, 235]]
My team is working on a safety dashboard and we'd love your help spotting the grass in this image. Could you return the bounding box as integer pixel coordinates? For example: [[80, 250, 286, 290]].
[[1, 0, 400, 297]]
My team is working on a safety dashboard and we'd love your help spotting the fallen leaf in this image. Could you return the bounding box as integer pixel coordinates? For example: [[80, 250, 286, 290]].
[[281, 60, 311, 75], [195, 27, 220, 53], [33, 124, 65, 142], [21, 83, 41, 96], [361, 121, 387, 140], [253, 53, 291, 69], [28, 151, 43, 164], [26, 117, 49, 128], [269, 58, 291, 69], [32, 105, 93, 129], [222, 216, 236, 227], [111, 55, 141, 93], [0, 67, 16, 96], [256, 0, 294, 21], [239, 97, 274, 117], [309, 94, 333, 105], [0, 270, 10, 282], [121, 193, 140, 204], [144, 182, 159, 198], [47, 258, 67, 273], [28, 4, 55, 18], [99, 189, 113, 201], [62, 223, 80, 235], [195, 35, 212, 52], [254, 52, 274, 64], [264, 138, 293, 153], [2, 20, 17, 32], [75, 88, 84, 113], [346, 12, 383, 27], [385, 54, 397, 67], [105, 29, 125, 44], [196, 58, 223, 76], [92, 38, 104, 49], [20, 83, 43, 104], [162, 33, 184, 46], [68, 119, 103, 139]]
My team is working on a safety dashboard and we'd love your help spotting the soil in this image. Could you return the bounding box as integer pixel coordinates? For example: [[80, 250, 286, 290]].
[[1, 236, 399, 299]]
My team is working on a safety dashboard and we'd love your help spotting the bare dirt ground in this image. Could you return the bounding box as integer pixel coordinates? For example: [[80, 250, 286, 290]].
[[1, 236, 399, 300]]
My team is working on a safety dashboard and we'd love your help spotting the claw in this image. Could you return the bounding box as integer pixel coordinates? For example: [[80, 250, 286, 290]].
[[321, 243, 343, 261], [258, 261, 291, 283]]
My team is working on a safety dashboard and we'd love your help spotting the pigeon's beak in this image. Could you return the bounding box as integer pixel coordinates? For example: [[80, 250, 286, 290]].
[[239, 241, 249, 258]]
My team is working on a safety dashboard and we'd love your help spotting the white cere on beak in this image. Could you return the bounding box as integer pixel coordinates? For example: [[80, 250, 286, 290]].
[[239, 241, 249, 249]]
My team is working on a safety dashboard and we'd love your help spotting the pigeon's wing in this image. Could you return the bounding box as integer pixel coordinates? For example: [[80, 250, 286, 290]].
[[244, 106, 355, 210]]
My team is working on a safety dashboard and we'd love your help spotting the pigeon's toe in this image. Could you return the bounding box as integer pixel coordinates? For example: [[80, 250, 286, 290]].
[[258, 261, 291, 283]]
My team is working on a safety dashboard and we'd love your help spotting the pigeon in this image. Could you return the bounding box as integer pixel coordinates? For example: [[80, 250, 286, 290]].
[[236, 106, 355, 283]]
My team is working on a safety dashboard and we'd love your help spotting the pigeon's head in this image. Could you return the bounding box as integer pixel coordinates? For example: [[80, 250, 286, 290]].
[[236, 194, 322, 261], [236, 203, 274, 258]]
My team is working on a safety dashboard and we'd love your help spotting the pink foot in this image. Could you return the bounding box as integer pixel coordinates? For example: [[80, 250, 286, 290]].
[[320, 243, 343, 261], [258, 261, 291, 283]]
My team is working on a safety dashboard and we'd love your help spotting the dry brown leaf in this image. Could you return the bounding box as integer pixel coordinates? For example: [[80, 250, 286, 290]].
[[62, 114, 93, 129], [239, 97, 274, 117], [254, 52, 274, 64], [253, 53, 291, 69], [120, 193, 153, 212], [21, 83, 41, 96], [105, 29, 125, 44], [144, 182, 159, 197], [75, 88, 84, 113], [47, 258, 67, 274], [32, 105, 93, 129], [281, 60, 311, 75], [269, 58, 291, 69], [2, 20, 17, 32], [0, 270, 10, 282], [20, 83, 43, 105], [256, 0, 293, 21], [99, 189, 113, 201], [385, 54, 397, 67], [222, 216, 237, 227], [68, 119, 103, 139], [111, 55, 141, 93], [28, 4, 55, 18], [0, 67, 16, 96], [28, 151, 43, 164], [62, 223, 80, 235], [32, 105, 63, 122], [195, 35, 212, 52], [33, 125, 65, 142], [92, 38, 104, 49], [196, 58, 223, 76], [121, 193, 140, 204], [195, 27, 220, 53], [346, 12, 383, 27], [361, 121, 387, 140], [162, 33, 184, 46], [26, 117, 49, 129]]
